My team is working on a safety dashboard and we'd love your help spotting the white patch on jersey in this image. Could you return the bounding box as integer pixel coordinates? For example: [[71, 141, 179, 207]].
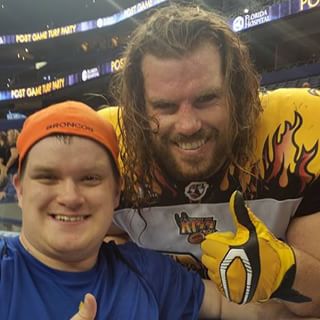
[[113, 197, 301, 260], [184, 181, 209, 201]]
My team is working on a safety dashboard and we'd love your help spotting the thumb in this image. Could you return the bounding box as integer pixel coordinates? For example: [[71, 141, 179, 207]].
[[70, 293, 97, 320], [229, 191, 256, 233]]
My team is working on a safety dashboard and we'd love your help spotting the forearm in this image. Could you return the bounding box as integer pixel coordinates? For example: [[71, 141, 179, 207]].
[[199, 280, 221, 319], [200, 280, 305, 320], [104, 223, 129, 244], [199, 280, 301, 320], [283, 247, 320, 317], [5, 158, 14, 171], [221, 299, 307, 320], [199, 280, 311, 320], [5, 149, 18, 171]]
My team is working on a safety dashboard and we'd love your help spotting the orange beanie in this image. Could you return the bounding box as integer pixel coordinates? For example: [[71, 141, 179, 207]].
[[17, 100, 119, 174]]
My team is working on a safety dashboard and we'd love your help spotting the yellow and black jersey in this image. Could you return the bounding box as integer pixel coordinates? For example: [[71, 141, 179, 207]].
[[98, 88, 320, 273]]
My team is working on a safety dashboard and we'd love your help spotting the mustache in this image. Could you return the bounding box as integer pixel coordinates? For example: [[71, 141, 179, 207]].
[[171, 128, 219, 144]]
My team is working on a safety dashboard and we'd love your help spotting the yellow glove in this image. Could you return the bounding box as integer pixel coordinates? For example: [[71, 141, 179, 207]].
[[201, 190, 311, 304]]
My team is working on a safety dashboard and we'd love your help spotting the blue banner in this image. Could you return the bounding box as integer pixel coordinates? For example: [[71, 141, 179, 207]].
[[0, 0, 168, 45], [230, 0, 320, 32], [0, 56, 128, 101]]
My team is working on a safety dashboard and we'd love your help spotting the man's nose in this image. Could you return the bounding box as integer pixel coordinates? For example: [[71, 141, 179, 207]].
[[56, 179, 84, 209], [175, 103, 201, 135]]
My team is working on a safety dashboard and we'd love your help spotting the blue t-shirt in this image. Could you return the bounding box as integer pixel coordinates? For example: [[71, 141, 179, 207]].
[[0, 236, 204, 319]]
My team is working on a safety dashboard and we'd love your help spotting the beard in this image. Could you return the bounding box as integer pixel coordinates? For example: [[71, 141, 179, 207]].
[[150, 128, 230, 182]]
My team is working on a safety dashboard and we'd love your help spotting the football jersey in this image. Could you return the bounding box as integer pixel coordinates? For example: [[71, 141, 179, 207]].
[[98, 88, 320, 276]]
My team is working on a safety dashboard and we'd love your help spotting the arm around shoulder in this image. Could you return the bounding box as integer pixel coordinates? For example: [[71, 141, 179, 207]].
[[200, 280, 314, 319], [285, 211, 320, 317], [104, 223, 130, 244]]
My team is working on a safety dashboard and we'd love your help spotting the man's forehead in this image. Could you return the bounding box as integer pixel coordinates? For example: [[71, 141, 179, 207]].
[[142, 50, 223, 102], [25, 135, 110, 161], [141, 42, 221, 65]]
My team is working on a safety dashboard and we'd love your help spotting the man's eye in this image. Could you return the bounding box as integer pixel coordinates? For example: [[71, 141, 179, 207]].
[[85, 175, 98, 180], [82, 175, 101, 184], [35, 174, 57, 182], [151, 102, 177, 113], [196, 94, 217, 105]]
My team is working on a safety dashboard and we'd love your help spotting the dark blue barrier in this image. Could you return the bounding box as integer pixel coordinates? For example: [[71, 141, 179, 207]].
[[261, 63, 320, 85]]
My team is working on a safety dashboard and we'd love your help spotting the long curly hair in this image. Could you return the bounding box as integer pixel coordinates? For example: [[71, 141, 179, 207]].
[[112, 4, 262, 207]]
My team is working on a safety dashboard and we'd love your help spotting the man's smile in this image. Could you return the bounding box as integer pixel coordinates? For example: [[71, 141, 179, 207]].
[[175, 139, 207, 150], [49, 214, 90, 222]]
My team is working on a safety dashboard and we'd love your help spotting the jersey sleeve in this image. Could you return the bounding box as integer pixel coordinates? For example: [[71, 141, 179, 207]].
[[118, 242, 205, 319], [97, 106, 120, 132], [97, 106, 124, 172], [258, 89, 320, 217]]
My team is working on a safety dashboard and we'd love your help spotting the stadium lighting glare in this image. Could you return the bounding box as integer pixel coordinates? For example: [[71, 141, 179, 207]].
[[35, 61, 48, 70]]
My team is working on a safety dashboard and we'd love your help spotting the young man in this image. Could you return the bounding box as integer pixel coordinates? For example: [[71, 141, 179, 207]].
[[1, 101, 300, 319], [99, 4, 320, 317]]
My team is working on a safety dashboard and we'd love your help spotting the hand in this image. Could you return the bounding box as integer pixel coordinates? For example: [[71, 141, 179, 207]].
[[201, 191, 310, 304], [70, 293, 97, 320]]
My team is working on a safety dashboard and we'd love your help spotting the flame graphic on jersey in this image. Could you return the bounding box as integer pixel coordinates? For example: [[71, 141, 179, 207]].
[[263, 111, 317, 192]]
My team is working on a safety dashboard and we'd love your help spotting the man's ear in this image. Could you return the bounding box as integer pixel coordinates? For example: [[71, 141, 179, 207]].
[[13, 174, 23, 208]]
